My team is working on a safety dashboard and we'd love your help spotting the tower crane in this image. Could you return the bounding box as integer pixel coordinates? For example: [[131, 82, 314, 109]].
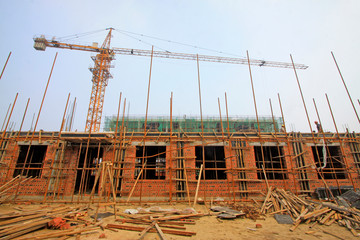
[[33, 28, 308, 132]]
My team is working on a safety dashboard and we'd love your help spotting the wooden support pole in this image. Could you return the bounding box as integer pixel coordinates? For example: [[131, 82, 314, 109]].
[[193, 164, 203, 207]]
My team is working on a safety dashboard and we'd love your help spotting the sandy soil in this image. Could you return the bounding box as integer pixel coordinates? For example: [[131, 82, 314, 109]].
[[0, 203, 358, 240]]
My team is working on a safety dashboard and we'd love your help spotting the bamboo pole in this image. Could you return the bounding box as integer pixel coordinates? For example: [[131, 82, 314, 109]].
[[140, 45, 154, 204], [0, 51, 11, 81], [193, 164, 203, 207]]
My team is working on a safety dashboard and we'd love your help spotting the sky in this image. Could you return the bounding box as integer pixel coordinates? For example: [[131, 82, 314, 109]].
[[0, 0, 360, 133]]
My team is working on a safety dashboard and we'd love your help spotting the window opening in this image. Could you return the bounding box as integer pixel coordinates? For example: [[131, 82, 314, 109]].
[[254, 146, 287, 180], [13, 145, 47, 177], [135, 146, 166, 179], [312, 146, 346, 179], [195, 146, 226, 179]]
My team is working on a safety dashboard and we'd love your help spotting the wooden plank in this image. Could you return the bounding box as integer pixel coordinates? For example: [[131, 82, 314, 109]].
[[154, 221, 168, 240], [156, 213, 204, 221], [320, 210, 336, 224], [138, 222, 155, 240], [15, 227, 99, 240], [301, 208, 331, 220], [260, 186, 273, 214], [106, 224, 196, 236]]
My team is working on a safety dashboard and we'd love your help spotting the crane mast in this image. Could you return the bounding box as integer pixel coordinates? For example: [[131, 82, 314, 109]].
[[86, 28, 114, 132], [33, 28, 308, 132]]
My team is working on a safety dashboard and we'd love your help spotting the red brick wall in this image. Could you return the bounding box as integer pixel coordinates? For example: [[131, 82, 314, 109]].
[[1, 136, 359, 199]]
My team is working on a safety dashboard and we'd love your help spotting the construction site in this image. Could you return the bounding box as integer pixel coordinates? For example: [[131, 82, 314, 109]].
[[0, 28, 360, 239]]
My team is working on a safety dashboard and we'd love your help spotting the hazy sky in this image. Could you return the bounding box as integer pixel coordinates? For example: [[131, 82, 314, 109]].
[[0, 0, 359, 133]]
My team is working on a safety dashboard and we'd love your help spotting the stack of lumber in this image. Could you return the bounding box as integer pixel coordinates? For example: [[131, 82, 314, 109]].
[[0, 176, 34, 204], [260, 187, 360, 237], [289, 201, 360, 237], [260, 187, 311, 219], [0, 205, 98, 239], [105, 208, 203, 239]]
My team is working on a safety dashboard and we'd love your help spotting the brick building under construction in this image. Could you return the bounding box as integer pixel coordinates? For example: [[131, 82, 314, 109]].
[[0, 29, 359, 204], [0, 115, 359, 203]]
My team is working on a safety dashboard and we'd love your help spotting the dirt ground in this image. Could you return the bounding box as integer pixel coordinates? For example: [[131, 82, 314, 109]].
[[0, 203, 359, 240]]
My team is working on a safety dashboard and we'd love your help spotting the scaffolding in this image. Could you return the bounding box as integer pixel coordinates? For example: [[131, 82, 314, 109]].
[[104, 116, 282, 133]]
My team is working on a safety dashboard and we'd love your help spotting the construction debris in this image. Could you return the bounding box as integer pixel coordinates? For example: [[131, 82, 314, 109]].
[[210, 206, 245, 219], [104, 207, 203, 237], [258, 187, 360, 237], [0, 176, 35, 204], [0, 205, 98, 239]]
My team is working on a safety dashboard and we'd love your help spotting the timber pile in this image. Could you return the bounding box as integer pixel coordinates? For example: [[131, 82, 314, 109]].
[[260, 186, 310, 218], [0, 175, 35, 204], [289, 201, 360, 237], [261, 187, 360, 237], [0, 205, 99, 239], [105, 208, 203, 239]]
